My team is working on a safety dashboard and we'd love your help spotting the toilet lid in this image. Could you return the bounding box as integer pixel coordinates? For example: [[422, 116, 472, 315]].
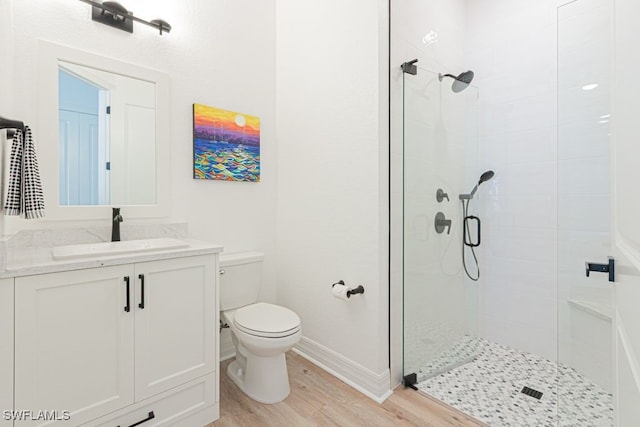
[[233, 302, 301, 338]]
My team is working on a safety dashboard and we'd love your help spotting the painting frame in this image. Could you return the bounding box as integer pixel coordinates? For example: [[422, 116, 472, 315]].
[[192, 103, 261, 182]]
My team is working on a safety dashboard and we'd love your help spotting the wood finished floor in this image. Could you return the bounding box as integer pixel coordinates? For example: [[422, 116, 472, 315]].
[[209, 352, 486, 427]]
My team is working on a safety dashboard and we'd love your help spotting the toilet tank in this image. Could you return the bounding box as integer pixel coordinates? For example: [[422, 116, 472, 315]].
[[219, 252, 264, 311]]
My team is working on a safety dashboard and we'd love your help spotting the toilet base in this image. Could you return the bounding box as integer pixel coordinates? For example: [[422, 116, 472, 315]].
[[227, 352, 291, 404]]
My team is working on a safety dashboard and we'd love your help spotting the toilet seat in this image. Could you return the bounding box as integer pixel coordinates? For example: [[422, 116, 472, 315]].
[[232, 302, 301, 338]]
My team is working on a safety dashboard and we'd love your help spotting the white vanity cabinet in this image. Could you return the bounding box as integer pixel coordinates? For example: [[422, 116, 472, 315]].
[[0, 278, 14, 427], [13, 254, 218, 427], [133, 256, 215, 401]]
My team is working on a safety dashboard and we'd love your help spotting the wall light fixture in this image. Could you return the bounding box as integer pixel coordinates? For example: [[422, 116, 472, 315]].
[[78, 0, 172, 35]]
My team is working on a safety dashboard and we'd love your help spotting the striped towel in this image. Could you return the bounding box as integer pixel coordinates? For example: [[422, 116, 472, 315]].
[[4, 126, 45, 219]]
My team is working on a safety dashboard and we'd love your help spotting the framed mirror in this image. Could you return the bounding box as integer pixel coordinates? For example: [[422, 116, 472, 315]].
[[58, 61, 157, 206], [38, 41, 170, 220]]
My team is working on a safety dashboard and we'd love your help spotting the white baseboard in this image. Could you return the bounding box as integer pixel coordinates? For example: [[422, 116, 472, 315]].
[[293, 336, 392, 404]]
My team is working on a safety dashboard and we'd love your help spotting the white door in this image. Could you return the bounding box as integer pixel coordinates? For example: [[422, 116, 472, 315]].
[[613, 0, 640, 424], [121, 105, 156, 205], [14, 266, 135, 426], [0, 278, 13, 427], [58, 110, 100, 205], [107, 73, 156, 206], [133, 255, 216, 401]]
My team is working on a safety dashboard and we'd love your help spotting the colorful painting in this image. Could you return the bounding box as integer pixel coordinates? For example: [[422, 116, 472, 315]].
[[193, 103, 260, 182]]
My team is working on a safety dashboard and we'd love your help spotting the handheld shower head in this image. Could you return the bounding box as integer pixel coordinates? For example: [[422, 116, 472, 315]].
[[478, 170, 495, 185], [459, 170, 495, 200]]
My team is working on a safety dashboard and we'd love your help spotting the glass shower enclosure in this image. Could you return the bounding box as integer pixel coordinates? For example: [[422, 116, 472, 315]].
[[402, 64, 480, 383], [399, 0, 620, 424]]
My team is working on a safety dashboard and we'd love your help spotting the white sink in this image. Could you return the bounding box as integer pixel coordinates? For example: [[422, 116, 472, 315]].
[[52, 238, 189, 260]]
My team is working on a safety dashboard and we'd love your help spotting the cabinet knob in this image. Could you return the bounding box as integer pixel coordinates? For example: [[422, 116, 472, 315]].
[[219, 269, 225, 275]]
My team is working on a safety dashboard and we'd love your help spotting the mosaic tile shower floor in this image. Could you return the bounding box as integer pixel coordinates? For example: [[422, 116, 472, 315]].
[[416, 338, 613, 426]]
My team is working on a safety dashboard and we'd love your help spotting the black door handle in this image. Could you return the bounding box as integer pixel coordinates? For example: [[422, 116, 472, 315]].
[[124, 276, 130, 312], [116, 411, 155, 427], [585, 256, 615, 282], [128, 411, 155, 427], [138, 274, 145, 309]]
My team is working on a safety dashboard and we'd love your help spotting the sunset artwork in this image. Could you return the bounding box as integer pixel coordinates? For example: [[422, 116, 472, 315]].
[[193, 103, 261, 182]]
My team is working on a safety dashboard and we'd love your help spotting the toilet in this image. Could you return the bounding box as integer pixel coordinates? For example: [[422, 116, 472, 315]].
[[219, 252, 301, 404]]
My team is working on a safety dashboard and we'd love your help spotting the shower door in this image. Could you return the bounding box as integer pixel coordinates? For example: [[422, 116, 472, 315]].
[[402, 65, 480, 383]]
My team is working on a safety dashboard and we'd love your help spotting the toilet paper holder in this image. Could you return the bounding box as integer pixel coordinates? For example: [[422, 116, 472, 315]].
[[332, 280, 365, 298]]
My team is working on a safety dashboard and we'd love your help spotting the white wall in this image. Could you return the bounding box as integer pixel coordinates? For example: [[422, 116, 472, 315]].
[[275, 0, 390, 400], [4, 0, 278, 302], [465, 0, 561, 360]]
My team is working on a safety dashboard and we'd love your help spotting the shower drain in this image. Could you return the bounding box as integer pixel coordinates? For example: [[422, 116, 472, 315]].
[[521, 386, 544, 400]]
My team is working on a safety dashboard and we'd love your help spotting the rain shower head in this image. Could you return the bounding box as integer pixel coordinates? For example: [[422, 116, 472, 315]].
[[439, 70, 475, 93], [459, 170, 495, 200]]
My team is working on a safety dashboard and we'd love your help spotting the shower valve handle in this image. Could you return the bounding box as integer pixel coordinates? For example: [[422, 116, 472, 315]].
[[436, 189, 450, 203], [435, 212, 452, 234]]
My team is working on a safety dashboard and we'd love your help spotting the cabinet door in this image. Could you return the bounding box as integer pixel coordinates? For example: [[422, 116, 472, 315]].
[[15, 266, 135, 426], [134, 255, 215, 401], [0, 278, 13, 427]]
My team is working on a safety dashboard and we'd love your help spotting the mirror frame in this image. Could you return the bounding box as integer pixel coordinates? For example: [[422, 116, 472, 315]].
[[37, 40, 171, 220]]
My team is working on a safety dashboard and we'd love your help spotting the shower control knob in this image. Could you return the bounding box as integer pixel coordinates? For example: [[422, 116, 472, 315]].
[[436, 188, 449, 203], [435, 212, 452, 235], [436, 189, 450, 203]]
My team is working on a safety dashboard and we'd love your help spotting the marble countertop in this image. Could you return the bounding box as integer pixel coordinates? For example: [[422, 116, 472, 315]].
[[2, 238, 223, 279]]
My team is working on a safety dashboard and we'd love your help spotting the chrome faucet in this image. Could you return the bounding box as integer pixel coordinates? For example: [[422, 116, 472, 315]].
[[112, 207, 123, 242]]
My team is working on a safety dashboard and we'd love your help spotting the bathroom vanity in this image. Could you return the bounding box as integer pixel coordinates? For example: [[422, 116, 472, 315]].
[[0, 238, 222, 427]]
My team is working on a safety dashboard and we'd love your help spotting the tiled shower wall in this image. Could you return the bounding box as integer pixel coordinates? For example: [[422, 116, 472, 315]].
[[557, 0, 612, 392], [465, 0, 562, 361], [467, 0, 612, 369]]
